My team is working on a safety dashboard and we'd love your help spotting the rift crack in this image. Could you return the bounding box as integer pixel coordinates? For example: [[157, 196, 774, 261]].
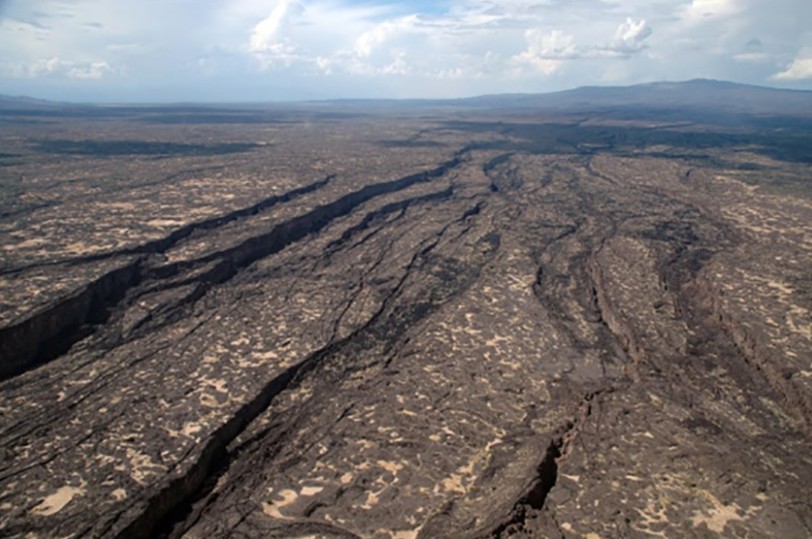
[[487, 390, 609, 539]]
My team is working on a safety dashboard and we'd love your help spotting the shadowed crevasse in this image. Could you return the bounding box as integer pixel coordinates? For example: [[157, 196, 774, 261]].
[[0, 153, 464, 381]]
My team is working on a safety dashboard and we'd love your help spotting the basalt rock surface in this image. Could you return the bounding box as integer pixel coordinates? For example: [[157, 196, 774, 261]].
[[0, 104, 811, 539]]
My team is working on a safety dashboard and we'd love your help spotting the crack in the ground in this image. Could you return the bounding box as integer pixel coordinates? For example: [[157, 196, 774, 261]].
[[114, 191, 484, 539], [0, 153, 466, 381], [486, 390, 611, 539]]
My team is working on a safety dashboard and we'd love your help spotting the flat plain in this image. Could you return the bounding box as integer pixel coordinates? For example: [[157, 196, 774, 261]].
[[1, 81, 811, 538]]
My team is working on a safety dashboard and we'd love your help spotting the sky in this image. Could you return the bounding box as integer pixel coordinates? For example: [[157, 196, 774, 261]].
[[1, 0, 811, 102]]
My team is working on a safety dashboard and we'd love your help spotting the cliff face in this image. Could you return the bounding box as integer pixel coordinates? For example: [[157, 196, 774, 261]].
[[0, 109, 810, 539]]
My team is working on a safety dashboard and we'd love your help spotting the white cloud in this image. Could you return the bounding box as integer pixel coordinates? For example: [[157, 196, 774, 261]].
[[354, 16, 419, 58], [773, 56, 812, 80], [607, 18, 652, 55], [530, 29, 579, 60], [314, 55, 332, 74], [68, 61, 112, 79], [1, 56, 115, 79], [248, 0, 299, 68], [30, 57, 72, 76], [250, 0, 294, 52], [511, 18, 651, 74], [511, 29, 575, 75], [511, 55, 563, 76], [381, 52, 411, 75]]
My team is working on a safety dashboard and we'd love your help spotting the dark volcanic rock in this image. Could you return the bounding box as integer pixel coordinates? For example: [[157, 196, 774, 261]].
[[0, 103, 810, 539]]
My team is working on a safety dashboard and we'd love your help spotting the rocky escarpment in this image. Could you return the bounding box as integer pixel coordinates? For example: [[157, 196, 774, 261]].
[[0, 260, 140, 380], [1, 116, 810, 539]]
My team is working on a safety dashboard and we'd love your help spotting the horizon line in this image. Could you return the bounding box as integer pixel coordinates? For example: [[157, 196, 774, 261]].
[[3, 78, 812, 107]]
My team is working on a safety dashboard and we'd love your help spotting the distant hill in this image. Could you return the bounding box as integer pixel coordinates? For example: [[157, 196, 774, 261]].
[[3, 80, 811, 120], [0, 94, 75, 110], [0, 94, 101, 119], [457, 79, 812, 117]]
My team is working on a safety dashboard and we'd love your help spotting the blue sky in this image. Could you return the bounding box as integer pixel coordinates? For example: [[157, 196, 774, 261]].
[[1, 0, 811, 102]]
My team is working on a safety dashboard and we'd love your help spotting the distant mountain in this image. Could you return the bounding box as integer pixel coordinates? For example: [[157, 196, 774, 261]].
[[457, 79, 812, 117]]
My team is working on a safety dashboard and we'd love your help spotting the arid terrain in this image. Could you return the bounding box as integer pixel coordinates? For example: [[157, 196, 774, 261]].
[[1, 81, 811, 538]]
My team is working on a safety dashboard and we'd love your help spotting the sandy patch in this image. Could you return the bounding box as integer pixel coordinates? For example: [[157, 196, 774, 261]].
[[262, 488, 298, 519], [691, 492, 754, 533], [31, 485, 85, 516], [300, 486, 324, 496], [147, 219, 185, 227]]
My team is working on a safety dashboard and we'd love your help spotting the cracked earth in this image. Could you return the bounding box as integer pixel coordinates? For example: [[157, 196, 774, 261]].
[[1, 107, 811, 538]]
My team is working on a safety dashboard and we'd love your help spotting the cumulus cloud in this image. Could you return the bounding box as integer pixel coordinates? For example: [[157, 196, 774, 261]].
[[529, 29, 579, 60], [68, 61, 112, 79], [29, 57, 73, 76], [354, 15, 421, 58], [511, 29, 576, 75], [512, 18, 651, 75], [250, 0, 294, 51], [249, 0, 300, 68], [605, 18, 652, 55], [381, 52, 411, 75], [258, 41, 300, 68], [772, 56, 812, 80]]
